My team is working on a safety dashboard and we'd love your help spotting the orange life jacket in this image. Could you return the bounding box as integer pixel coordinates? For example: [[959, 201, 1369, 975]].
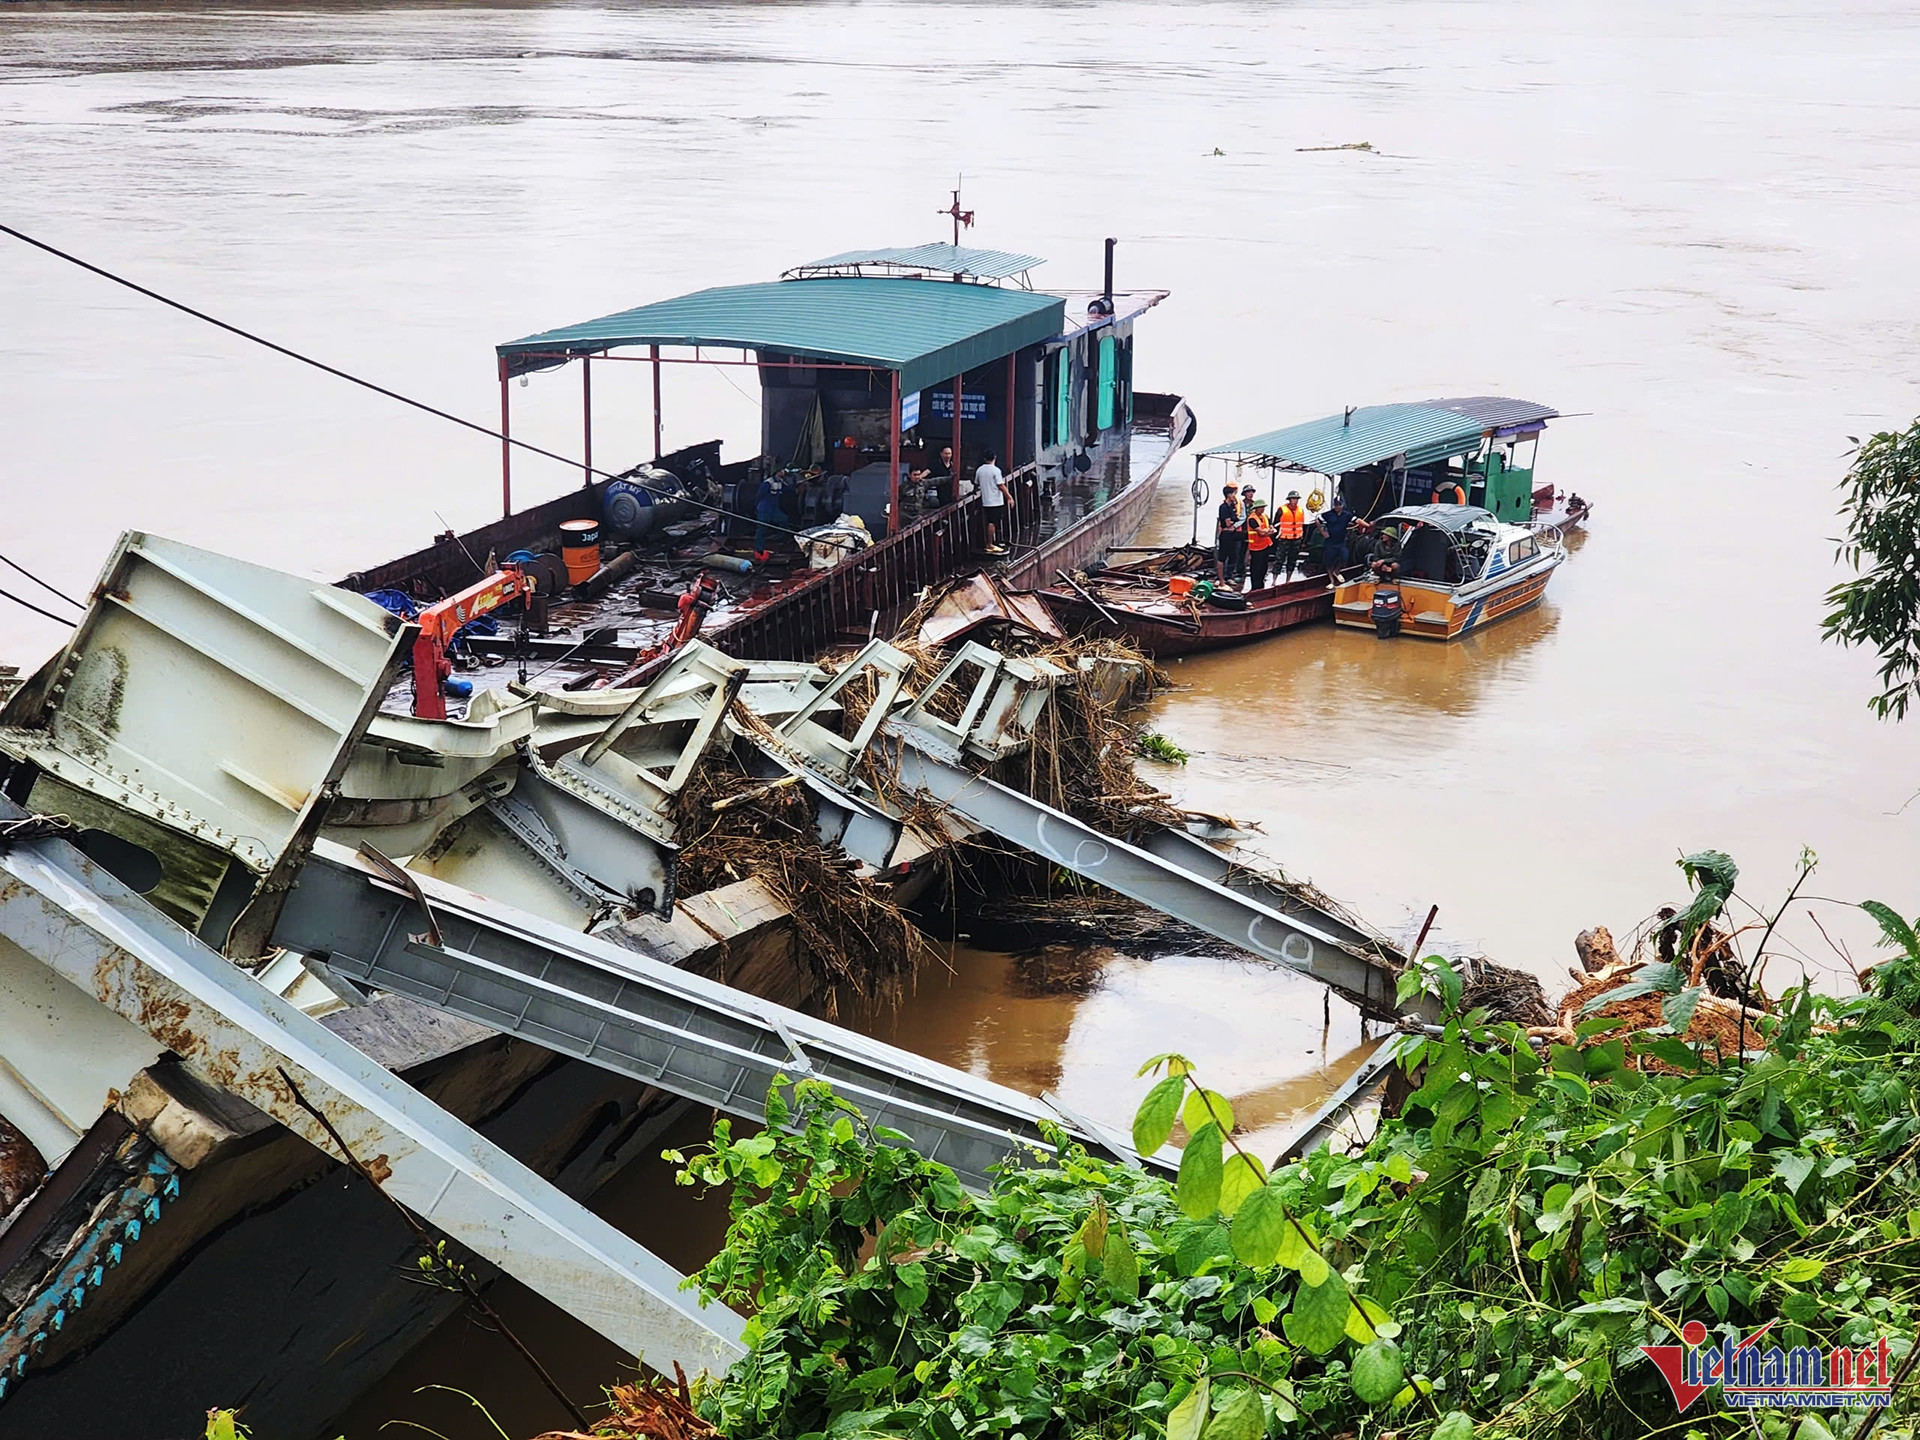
[[1246, 512, 1273, 550], [1276, 504, 1307, 540]]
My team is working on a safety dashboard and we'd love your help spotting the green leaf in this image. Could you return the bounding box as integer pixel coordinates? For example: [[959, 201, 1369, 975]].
[[1275, 1217, 1315, 1271], [1134, 1076, 1187, 1156], [1354, 1294, 1401, 1339], [1250, 1295, 1277, 1325], [1295, 1246, 1331, 1288], [1663, 985, 1705, 1036], [1344, 1298, 1380, 1344], [1055, 1237, 1086, 1303], [1177, 1122, 1225, 1219], [1432, 1412, 1475, 1440], [1711, 1191, 1754, 1242], [1183, 1088, 1235, 1137], [1230, 1184, 1288, 1267], [1641, 1036, 1700, 1071], [1203, 1387, 1263, 1440], [1167, 1375, 1209, 1440], [1794, 1416, 1838, 1440], [1104, 1224, 1141, 1300], [1082, 1195, 1109, 1261], [1137, 1052, 1194, 1079], [1706, 1282, 1729, 1320], [1287, 1268, 1352, 1355], [1218, 1153, 1266, 1217], [1774, 1153, 1816, 1195], [1383, 1152, 1414, 1183], [1434, 1081, 1478, 1127], [892, 1260, 929, 1313], [1349, 1339, 1405, 1404], [1777, 1257, 1824, 1283], [1861, 901, 1920, 961]]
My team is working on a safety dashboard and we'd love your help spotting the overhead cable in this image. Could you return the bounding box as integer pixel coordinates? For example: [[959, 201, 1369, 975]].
[[0, 551, 86, 613], [0, 220, 819, 539], [0, 587, 79, 627]]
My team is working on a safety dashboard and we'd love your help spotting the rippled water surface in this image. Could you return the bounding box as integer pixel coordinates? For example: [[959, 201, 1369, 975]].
[[4, 1, 1919, 1431]]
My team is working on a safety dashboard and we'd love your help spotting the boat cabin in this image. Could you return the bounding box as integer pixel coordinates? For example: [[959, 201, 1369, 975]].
[[1195, 396, 1558, 527], [494, 242, 1167, 542]]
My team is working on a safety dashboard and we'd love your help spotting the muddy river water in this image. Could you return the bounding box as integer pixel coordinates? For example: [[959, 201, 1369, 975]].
[[4, 1, 1920, 1432]]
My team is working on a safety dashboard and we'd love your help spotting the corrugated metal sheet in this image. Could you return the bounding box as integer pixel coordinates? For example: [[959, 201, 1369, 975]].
[[498, 278, 1064, 396], [1422, 396, 1559, 430], [795, 243, 1045, 280], [1203, 404, 1487, 474]]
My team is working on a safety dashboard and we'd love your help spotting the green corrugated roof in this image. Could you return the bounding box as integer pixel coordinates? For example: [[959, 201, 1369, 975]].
[[1203, 403, 1490, 473], [498, 278, 1065, 396]]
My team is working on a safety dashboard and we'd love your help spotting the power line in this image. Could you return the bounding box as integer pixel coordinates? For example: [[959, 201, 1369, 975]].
[[1, 587, 78, 627], [0, 220, 818, 540], [0, 551, 85, 613]]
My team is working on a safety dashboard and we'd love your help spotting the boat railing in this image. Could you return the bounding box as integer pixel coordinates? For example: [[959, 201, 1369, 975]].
[[708, 461, 1045, 660]]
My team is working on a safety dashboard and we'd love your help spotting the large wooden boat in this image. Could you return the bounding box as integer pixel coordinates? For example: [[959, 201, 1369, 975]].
[[345, 241, 1192, 676]]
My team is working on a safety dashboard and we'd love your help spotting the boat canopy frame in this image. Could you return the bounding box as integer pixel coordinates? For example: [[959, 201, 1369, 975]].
[[1187, 397, 1559, 535], [488, 274, 1078, 524]]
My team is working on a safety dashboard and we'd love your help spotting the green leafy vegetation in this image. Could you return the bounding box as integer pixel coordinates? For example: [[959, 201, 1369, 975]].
[[674, 858, 1920, 1440], [1135, 731, 1190, 765], [1825, 415, 1920, 719]]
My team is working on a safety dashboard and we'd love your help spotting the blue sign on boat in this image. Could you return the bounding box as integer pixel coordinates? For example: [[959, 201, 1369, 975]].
[[900, 389, 921, 429], [928, 390, 987, 422]]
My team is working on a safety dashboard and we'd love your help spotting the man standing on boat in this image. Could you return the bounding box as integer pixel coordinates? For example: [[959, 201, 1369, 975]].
[[1215, 482, 1245, 584], [977, 450, 1008, 555], [1275, 489, 1310, 580], [1320, 494, 1354, 580], [1245, 497, 1274, 590]]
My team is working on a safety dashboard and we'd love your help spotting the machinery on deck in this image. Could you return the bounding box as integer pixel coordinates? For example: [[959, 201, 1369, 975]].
[[410, 564, 532, 720]]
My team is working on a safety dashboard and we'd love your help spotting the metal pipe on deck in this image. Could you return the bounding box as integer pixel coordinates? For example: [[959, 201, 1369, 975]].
[[651, 344, 663, 459], [498, 355, 512, 517], [1005, 352, 1015, 475], [581, 354, 592, 487], [890, 369, 901, 539]]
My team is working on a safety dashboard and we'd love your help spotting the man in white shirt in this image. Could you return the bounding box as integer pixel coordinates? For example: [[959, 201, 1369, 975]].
[[976, 450, 1007, 555]]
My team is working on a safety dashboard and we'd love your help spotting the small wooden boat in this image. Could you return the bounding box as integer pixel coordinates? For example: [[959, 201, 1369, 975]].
[[1531, 482, 1592, 534], [1040, 546, 1344, 657], [1332, 504, 1563, 640]]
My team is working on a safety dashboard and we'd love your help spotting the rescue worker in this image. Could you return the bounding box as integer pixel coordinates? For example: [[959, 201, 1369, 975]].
[[1245, 496, 1274, 589], [1370, 524, 1402, 577], [1214, 482, 1244, 584], [1275, 488, 1310, 580]]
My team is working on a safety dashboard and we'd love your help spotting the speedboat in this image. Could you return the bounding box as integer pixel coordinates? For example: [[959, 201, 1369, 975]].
[[1332, 503, 1563, 640]]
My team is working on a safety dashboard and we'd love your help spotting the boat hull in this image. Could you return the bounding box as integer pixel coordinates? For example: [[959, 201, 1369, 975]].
[[1046, 572, 1332, 657]]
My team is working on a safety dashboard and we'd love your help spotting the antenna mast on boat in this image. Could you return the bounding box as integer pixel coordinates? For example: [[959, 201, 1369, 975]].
[[940, 179, 975, 246]]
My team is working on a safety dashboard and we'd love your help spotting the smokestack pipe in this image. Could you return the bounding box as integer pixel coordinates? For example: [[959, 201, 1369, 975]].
[[1103, 238, 1116, 310]]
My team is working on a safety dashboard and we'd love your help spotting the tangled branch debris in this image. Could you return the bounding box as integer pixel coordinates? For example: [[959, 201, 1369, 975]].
[[531, 1373, 720, 1440], [672, 746, 926, 1014]]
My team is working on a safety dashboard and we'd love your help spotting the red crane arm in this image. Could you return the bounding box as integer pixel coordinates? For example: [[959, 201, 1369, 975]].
[[411, 566, 529, 719]]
